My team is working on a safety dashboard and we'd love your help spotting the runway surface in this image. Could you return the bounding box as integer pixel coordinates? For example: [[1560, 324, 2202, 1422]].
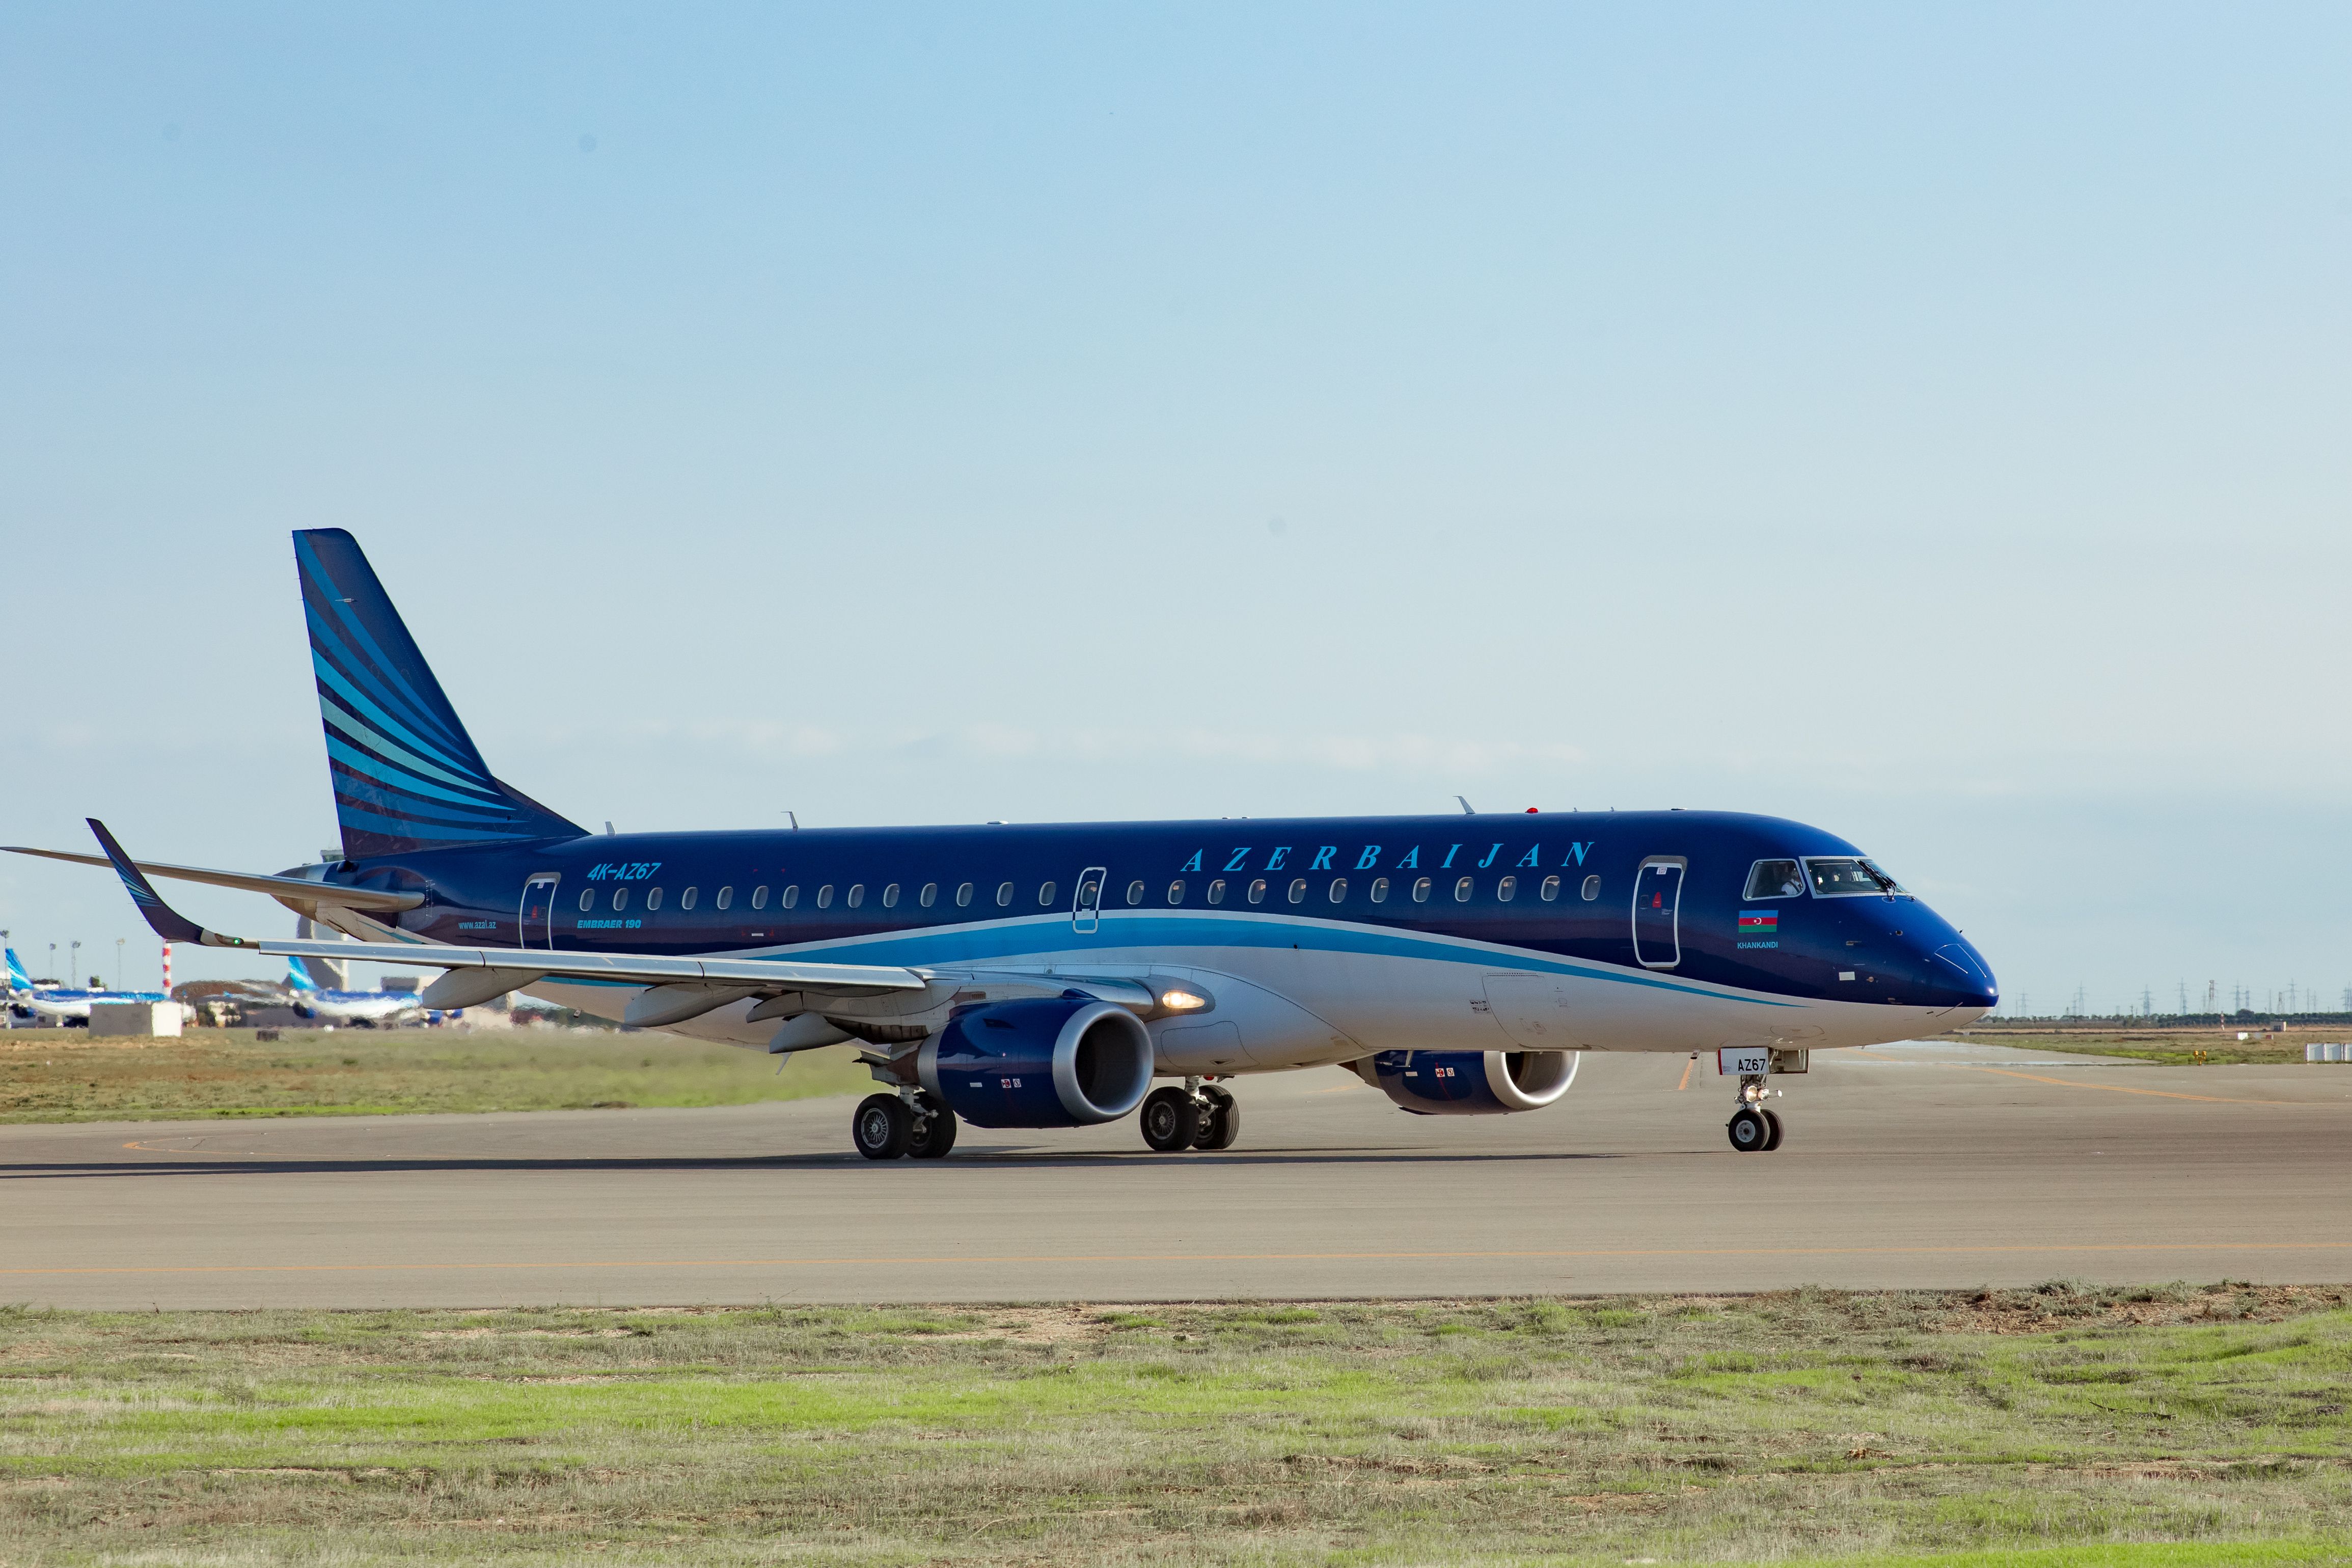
[[5, 1041, 2348, 1308]]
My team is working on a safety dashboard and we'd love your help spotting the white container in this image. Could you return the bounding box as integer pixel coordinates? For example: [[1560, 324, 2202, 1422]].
[[2330, 1043, 2349, 1063], [88, 1001, 184, 1038], [2310, 1043, 2325, 1062]]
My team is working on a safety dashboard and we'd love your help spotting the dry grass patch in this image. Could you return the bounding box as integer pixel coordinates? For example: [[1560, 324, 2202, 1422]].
[[1, 1286, 2350, 1563]]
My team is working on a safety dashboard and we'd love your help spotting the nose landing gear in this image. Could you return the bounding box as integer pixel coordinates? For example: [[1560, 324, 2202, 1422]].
[[1726, 1074, 1785, 1153]]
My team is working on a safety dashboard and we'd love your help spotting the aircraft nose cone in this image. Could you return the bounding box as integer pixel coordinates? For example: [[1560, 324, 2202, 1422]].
[[1928, 941, 1999, 1008]]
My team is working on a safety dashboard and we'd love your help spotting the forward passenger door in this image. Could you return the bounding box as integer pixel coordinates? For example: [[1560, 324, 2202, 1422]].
[[1631, 857, 1685, 969]]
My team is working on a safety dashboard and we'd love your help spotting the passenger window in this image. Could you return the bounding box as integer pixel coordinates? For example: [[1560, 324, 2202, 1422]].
[[956, 882, 973, 907], [1412, 876, 1432, 902], [816, 886, 833, 910], [846, 884, 864, 909], [1207, 878, 1226, 905], [782, 886, 799, 909], [1496, 876, 1515, 902], [919, 883, 937, 908], [1038, 882, 1056, 906], [1370, 876, 1389, 903], [881, 884, 898, 909], [1454, 876, 1473, 902], [1743, 859, 1806, 900], [1328, 877, 1347, 902], [1540, 875, 1560, 901], [996, 882, 1014, 907], [578, 889, 594, 913], [611, 888, 629, 912], [1126, 880, 1145, 905], [1581, 874, 1600, 901], [645, 888, 663, 911], [716, 886, 733, 911], [1167, 879, 1185, 904], [751, 886, 769, 910], [1288, 877, 1307, 904], [680, 887, 698, 911], [1248, 878, 1267, 904]]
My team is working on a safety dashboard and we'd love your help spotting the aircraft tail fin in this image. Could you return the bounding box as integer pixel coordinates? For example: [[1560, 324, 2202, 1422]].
[[4, 949, 29, 992], [286, 956, 321, 993], [293, 529, 585, 860]]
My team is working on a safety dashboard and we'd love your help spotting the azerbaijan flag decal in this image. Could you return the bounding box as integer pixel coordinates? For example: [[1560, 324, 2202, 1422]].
[[1736, 910, 1779, 949]]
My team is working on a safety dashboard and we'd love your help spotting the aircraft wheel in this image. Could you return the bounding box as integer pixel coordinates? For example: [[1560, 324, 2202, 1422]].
[[853, 1093, 913, 1160], [1193, 1085, 1239, 1150], [1761, 1108, 1784, 1151], [1140, 1087, 1200, 1152], [1727, 1107, 1769, 1153], [907, 1094, 959, 1160]]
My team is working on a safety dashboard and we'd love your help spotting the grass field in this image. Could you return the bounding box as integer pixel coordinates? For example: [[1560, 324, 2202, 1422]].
[[1954, 1026, 2349, 1068], [0, 1028, 872, 1121], [2, 1284, 2348, 1565]]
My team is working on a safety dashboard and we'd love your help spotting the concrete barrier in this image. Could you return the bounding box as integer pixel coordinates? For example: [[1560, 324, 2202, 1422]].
[[88, 1002, 185, 1038]]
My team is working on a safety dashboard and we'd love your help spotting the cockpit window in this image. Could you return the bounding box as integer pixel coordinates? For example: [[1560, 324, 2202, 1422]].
[[1804, 856, 1907, 898], [1742, 859, 1806, 899]]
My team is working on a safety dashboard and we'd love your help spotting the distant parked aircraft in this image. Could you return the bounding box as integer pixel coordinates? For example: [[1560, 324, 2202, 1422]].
[[3, 948, 169, 1027], [283, 954, 423, 1028]]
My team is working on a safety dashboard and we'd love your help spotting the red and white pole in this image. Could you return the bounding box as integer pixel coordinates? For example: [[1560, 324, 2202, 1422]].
[[161, 942, 172, 997]]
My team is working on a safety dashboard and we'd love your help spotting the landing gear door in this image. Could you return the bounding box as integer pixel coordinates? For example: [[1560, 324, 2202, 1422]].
[[1072, 866, 1107, 936], [519, 873, 560, 949], [1631, 857, 1686, 970]]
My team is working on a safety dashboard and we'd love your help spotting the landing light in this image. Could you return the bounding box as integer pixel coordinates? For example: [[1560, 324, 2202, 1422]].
[[1159, 989, 1208, 1012]]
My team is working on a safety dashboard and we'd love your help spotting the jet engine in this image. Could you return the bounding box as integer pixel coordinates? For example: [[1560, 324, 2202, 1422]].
[[1354, 1049, 1579, 1115], [917, 995, 1156, 1129]]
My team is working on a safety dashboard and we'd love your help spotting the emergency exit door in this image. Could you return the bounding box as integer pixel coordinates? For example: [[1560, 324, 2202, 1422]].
[[518, 874, 560, 949], [1631, 857, 1685, 969], [1072, 866, 1107, 934]]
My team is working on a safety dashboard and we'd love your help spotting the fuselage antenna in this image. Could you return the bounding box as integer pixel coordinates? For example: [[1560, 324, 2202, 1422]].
[[1456, 795, 1475, 815]]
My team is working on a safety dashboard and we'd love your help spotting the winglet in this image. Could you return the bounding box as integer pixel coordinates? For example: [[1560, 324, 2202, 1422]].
[[86, 819, 255, 948]]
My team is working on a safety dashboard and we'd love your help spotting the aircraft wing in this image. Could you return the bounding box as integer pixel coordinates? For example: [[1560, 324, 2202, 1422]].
[[1, 845, 425, 913], [82, 819, 926, 1000]]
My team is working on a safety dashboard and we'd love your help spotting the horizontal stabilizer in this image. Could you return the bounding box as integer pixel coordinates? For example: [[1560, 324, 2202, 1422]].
[[1, 845, 424, 913], [87, 818, 925, 998]]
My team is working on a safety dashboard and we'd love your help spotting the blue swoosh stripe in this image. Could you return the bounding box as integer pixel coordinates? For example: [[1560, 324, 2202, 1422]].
[[296, 537, 474, 755], [322, 705, 505, 808], [327, 775, 531, 832], [310, 651, 484, 788], [318, 693, 500, 800], [322, 733, 515, 808], [305, 606, 475, 768], [526, 911, 1800, 1008], [329, 802, 559, 843]]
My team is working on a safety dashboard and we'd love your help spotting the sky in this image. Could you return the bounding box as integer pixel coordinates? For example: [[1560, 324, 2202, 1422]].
[[2, 4, 2347, 1013]]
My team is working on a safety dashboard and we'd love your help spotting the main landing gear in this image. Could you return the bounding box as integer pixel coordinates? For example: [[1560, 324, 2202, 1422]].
[[1726, 1072, 1785, 1153], [853, 1090, 959, 1160], [1140, 1080, 1239, 1152]]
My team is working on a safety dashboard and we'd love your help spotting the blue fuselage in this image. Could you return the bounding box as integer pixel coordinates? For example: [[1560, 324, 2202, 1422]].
[[308, 808, 1997, 1067]]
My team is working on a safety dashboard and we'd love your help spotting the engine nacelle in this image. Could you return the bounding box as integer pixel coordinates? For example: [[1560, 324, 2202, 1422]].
[[1356, 1049, 1579, 1115], [918, 996, 1156, 1129]]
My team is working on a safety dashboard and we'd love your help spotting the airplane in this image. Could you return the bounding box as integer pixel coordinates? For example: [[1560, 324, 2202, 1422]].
[[11, 529, 1998, 1159], [282, 954, 424, 1028], [3, 947, 171, 1027]]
